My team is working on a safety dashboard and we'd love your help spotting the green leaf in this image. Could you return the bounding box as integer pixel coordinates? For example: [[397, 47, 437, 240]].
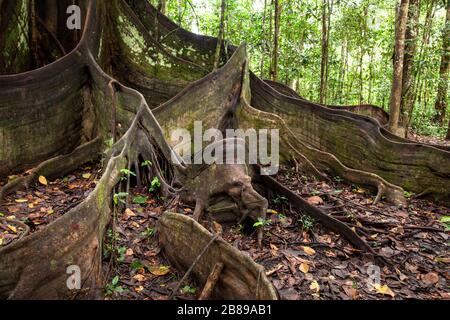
[[181, 285, 197, 294], [440, 216, 450, 223], [111, 275, 119, 286], [130, 260, 144, 270], [133, 195, 148, 205]]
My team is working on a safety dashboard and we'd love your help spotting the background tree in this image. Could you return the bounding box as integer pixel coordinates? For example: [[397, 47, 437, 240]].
[[269, 0, 281, 81], [388, 0, 410, 136], [401, 0, 420, 136], [434, 0, 450, 125]]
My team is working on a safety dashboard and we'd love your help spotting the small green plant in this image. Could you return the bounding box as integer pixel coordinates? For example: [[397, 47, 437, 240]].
[[105, 138, 114, 149], [149, 176, 161, 193], [117, 246, 127, 262], [141, 160, 152, 167], [310, 190, 321, 196], [439, 216, 450, 232], [113, 192, 128, 205], [105, 275, 124, 296], [107, 228, 120, 241], [403, 191, 414, 198], [272, 195, 288, 205], [181, 285, 197, 294], [140, 227, 155, 238], [299, 215, 315, 231], [253, 218, 271, 228], [0, 212, 4, 217], [130, 260, 144, 270], [133, 195, 148, 205], [333, 176, 344, 183], [120, 169, 136, 181], [277, 212, 287, 219]]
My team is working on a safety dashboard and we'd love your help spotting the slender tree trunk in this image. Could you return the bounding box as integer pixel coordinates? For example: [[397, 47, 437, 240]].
[[260, 0, 267, 77], [270, 0, 281, 81], [388, 0, 410, 136], [410, 1, 435, 128], [400, 0, 420, 137], [433, 0, 450, 124], [319, 0, 330, 104], [359, 5, 368, 105], [213, 0, 227, 70], [158, 0, 167, 15]]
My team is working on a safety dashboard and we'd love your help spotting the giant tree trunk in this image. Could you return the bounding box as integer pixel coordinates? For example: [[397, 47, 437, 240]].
[[433, 0, 450, 125], [388, 0, 410, 137], [0, 0, 449, 300]]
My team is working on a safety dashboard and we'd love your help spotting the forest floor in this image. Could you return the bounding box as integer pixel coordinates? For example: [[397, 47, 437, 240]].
[[0, 161, 448, 300], [408, 132, 450, 148]]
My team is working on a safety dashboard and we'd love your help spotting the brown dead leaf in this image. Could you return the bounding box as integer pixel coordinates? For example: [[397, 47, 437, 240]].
[[149, 265, 170, 276], [301, 246, 316, 256], [133, 274, 146, 282], [375, 284, 395, 298], [421, 272, 439, 286], [125, 248, 134, 256], [299, 263, 309, 274], [307, 196, 323, 206], [38, 176, 48, 186]]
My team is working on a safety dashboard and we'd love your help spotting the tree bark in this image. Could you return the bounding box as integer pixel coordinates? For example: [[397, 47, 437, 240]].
[[319, 0, 330, 104], [214, 0, 227, 70], [388, 0, 410, 136], [433, 0, 450, 125], [270, 0, 281, 81], [400, 0, 420, 137]]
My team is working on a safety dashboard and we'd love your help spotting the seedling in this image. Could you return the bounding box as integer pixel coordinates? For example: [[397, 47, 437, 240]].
[[253, 218, 271, 228], [130, 260, 144, 270], [439, 216, 450, 232], [141, 160, 152, 167], [299, 215, 314, 231], [105, 275, 124, 296], [181, 285, 197, 294], [120, 168, 136, 181], [140, 227, 155, 238], [133, 195, 148, 205], [117, 246, 127, 262], [149, 176, 161, 193], [113, 192, 128, 205], [272, 195, 288, 205]]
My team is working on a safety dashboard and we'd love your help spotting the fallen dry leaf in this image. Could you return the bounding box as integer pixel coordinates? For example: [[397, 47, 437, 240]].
[[7, 225, 17, 233], [301, 246, 316, 256], [125, 248, 134, 256], [299, 263, 309, 274], [307, 196, 323, 206], [133, 274, 146, 282], [15, 199, 28, 203], [421, 272, 439, 286], [82, 173, 91, 179], [149, 265, 170, 276], [38, 175, 48, 186], [309, 280, 320, 292], [375, 284, 395, 298]]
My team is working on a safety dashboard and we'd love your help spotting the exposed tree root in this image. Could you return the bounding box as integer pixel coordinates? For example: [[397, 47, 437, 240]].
[[257, 173, 382, 261], [158, 212, 279, 300], [0, 0, 448, 300]]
